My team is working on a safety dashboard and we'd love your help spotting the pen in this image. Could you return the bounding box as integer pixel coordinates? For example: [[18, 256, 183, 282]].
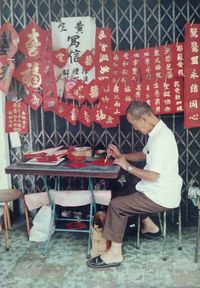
[[104, 154, 108, 163], [104, 141, 112, 163]]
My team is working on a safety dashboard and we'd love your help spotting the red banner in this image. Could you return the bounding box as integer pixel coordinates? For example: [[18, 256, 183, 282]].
[[0, 22, 19, 57], [95, 27, 112, 82], [13, 58, 42, 91], [18, 21, 47, 58], [40, 30, 58, 111], [77, 105, 93, 127], [78, 49, 96, 72], [5, 101, 29, 134], [24, 91, 43, 111], [184, 23, 200, 128], [0, 56, 15, 94], [63, 103, 79, 126]]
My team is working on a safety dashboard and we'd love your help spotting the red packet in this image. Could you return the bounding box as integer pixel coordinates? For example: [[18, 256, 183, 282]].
[[91, 158, 113, 166]]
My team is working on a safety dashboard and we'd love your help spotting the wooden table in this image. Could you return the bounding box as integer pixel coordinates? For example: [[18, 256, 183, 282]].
[[5, 159, 120, 256], [5, 159, 120, 179]]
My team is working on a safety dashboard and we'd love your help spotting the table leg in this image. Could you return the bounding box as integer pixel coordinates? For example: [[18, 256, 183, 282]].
[[195, 206, 200, 263], [88, 177, 96, 214], [41, 176, 55, 255]]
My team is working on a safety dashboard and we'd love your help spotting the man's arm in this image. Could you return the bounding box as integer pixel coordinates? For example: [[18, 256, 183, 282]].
[[107, 144, 146, 162], [113, 156, 159, 182], [122, 151, 146, 162], [126, 165, 159, 182]]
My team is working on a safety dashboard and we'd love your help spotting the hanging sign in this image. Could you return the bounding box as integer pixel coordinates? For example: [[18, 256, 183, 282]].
[[13, 58, 42, 91], [5, 101, 29, 134], [40, 30, 58, 111], [0, 22, 19, 57], [0, 56, 15, 94], [18, 21, 47, 58], [51, 17, 96, 83], [77, 105, 93, 127], [184, 23, 200, 128], [23, 91, 43, 111]]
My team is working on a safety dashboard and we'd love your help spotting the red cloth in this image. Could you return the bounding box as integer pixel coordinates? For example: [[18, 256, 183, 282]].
[[65, 222, 87, 230]]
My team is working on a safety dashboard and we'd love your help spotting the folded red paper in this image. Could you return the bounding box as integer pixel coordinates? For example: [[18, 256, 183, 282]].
[[91, 158, 113, 166], [65, 162, 90, 169], [36, 155, 58, 162]]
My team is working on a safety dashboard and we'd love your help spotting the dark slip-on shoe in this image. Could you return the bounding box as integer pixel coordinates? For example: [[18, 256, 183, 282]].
[[140, 230, 162, 239], [87, 255, 122, 268]]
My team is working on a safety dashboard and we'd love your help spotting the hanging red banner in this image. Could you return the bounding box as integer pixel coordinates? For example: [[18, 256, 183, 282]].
[[184, 98, 200, 128], [101, 114, 120, 128], [70, 80, 87, 104], [5, 101, 29, 134], [64, 80, 77, 99], [0, 22, 19, 57], [184, 23, 200, 128], [63, 103, 79, 126], [93, 104, 108, 125], [52, 48, 68, 68], [40, 30, 58, 111], [18, 21, 47, 58], [78, 49, 96, 72], [0, 56, 15, 94], [51, 101, 66, 118], [13, 58, 42, 91], [141, 77, 184, 115], [95, 27, 112, 82], [166, 42, 184, 78], [120, 79, 137, 115], [77, 105, 93, 127], [23, 91, 43, 111], [83, 79, 103, 104]]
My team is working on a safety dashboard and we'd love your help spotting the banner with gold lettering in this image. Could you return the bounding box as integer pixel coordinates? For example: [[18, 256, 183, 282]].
[[184, 23, 200, 128], [5, 101, 29, 134], [13, 58, 42, 91], [18, 21, 46, 58], [40, 30, 58, 111]]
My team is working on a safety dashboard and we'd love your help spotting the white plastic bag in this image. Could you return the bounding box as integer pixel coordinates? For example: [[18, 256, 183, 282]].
[[29, 205, 54, 242]]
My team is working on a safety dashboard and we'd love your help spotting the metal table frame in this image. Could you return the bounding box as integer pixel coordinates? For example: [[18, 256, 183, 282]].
[[5, 160, 120, 256]]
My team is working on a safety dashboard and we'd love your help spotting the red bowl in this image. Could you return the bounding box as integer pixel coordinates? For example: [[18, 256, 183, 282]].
[[66, 154, 86, 162]]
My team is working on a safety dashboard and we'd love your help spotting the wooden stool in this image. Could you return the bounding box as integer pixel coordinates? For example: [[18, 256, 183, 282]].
[[0, 189, 22, 250]]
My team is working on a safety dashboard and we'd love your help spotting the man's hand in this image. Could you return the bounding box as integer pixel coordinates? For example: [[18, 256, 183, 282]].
[[113, 156, 130, 171], [107, 144, 122, 159]]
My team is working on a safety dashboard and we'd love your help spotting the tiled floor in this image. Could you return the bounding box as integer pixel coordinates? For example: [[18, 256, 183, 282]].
[[0, 218, 200, 288]]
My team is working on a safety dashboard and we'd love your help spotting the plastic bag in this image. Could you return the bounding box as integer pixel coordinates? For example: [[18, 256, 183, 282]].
[[29, 205, 54, 242], [90, 211, 111, 258]]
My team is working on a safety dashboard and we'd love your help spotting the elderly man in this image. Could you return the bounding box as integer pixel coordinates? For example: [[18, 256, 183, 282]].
[[87, 100, 183, 268]]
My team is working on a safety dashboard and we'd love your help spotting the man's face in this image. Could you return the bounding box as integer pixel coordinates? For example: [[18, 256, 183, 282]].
[[127, 112, 149, 135]]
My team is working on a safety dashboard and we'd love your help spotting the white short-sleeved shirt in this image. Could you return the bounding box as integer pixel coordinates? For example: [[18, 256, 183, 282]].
[[136, 120, 183, 208]]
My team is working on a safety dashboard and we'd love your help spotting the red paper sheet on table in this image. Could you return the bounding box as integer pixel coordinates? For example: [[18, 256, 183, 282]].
[[91, 158, 113, 166], [65, 162, 90, 169], [36, 155, 57, 162]]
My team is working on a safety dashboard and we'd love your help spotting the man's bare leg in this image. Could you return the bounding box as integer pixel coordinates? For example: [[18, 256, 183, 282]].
[[141, 216, 159, 234], [100, 242, 123, 264]]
